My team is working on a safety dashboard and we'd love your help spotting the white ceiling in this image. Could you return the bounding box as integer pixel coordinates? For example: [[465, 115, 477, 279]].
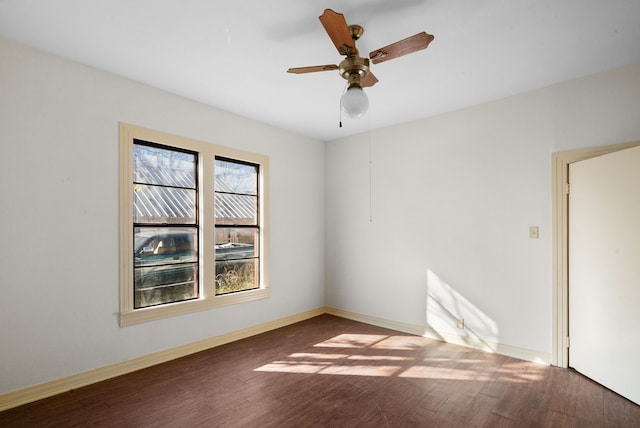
[[1, 0, 639, 141]]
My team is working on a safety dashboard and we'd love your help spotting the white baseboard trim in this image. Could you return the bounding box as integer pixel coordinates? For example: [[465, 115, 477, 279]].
[[0, 307, 325, 412], [325, 307, 551, 365], [1, 306, 550, 412]]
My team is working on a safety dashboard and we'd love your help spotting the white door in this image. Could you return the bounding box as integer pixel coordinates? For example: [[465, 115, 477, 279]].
[[568, 145, 640, 405]]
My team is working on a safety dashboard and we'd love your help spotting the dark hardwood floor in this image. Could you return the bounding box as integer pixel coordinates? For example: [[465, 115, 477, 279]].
[[1, 314, 638, 427]]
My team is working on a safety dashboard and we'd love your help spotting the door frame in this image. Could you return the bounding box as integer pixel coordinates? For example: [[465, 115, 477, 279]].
[[551, 141, 640, 367]]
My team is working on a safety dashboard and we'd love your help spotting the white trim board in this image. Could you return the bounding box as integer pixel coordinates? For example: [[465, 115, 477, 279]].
[[0, 308, 325, 412], [325, 307, 551, 365], [1, 306, 551, 411]]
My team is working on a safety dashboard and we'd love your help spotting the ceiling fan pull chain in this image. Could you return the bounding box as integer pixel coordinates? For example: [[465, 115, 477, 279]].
[[368, 106, 373, 222], [339, 81, 349, 127]]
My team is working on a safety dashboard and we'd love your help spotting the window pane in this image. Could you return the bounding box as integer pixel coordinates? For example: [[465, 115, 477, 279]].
[[215, 159, 257, 195], [215, 258, 258, 295], [134, 227, 197, 266], [214, 193, 257, 225], [134, 185, 196, 224], [134, 264, 198, 308], [134, 227, 198, 308], [134, 143, 196, 188], [215, 227, 258, 260]]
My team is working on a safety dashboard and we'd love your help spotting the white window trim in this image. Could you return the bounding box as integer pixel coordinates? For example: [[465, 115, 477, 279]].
[[119, 123, 269, 327]]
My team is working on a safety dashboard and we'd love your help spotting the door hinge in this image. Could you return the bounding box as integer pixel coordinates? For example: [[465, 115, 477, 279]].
[[565, 183, 570, 195], [566, 336, 570, 348]]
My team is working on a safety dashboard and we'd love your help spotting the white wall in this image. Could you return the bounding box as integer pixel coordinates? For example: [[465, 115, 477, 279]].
[[325, 64, 640, 357], [0, 37, 325, 394], [1, 32, 639, 394]]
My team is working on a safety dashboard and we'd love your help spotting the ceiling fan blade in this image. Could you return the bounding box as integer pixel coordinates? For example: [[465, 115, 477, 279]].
[[361, 72, 378, 88], [319, 9, 358, 56], [369, 32, 434, 64], [287, 65, 339, 74]]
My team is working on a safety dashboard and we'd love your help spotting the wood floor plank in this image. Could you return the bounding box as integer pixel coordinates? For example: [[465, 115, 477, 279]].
[[1, 314, 638, 427]]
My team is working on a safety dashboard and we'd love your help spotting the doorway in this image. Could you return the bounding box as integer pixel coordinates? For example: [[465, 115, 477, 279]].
[[551, 141, 640, 402]]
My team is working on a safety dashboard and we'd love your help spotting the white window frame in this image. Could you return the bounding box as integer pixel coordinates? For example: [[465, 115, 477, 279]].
[[119, 123, 269, 326]]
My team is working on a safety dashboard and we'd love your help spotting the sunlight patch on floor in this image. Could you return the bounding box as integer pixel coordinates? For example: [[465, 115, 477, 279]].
[[254, 332, 536, 382], [313, 334, 389, 348]]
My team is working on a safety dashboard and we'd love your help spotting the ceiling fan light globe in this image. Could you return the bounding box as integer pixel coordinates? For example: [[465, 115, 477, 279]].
[[341, 86, 369, 118]]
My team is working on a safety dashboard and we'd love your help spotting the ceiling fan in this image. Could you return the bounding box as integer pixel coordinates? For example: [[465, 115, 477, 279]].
[[287, 9, 434, 119]]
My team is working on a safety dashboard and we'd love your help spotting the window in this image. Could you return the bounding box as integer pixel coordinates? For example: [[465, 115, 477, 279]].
[[133, 143, 199, 308], [120, 124, 269, 326], [214, 158, 260, 295]]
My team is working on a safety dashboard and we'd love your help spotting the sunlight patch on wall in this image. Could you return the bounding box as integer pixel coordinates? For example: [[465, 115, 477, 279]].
[[426, 269, 499, 352]]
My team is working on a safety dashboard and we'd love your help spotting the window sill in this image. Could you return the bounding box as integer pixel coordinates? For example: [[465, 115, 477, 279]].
[[119, 288, 270, 327]]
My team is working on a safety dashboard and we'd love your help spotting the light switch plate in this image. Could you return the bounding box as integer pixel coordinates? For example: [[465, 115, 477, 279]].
[[529, 226, 539, 239]]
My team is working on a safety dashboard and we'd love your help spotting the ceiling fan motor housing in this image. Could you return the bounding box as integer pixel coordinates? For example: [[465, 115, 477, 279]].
[[339, 56, 370, 86]]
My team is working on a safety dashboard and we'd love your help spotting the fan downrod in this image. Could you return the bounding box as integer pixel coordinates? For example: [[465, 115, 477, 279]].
[[339, 25, 369, 82]]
